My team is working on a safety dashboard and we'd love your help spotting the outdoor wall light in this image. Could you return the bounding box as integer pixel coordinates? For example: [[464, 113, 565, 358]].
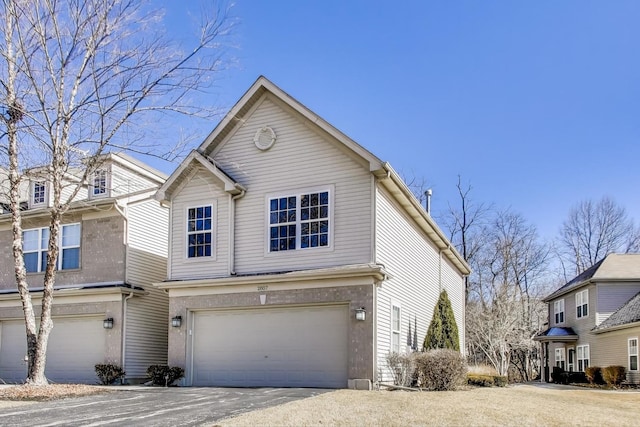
[[171, 315, 182, 328], [103, 318, 114, 329], [355, 307, 366, 321]]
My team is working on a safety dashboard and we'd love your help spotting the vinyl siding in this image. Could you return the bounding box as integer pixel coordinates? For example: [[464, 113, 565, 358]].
[[124, 198, 169, 379], [591, 327, 640, 384], [110, 163, 159, 197], [211, 95, 372, 273], [374, 186, 464, 381], [596, 282, 640, 325], [169, 168, 230, 280]]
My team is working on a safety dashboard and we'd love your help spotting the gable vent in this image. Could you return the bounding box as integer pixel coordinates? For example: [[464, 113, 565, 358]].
[[253, 126, 277, 151]]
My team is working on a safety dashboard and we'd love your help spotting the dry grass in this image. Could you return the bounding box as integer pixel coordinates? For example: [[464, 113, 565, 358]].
[[0, 384, 110, 401], [218, 384, 640, 427], [467, 364, 499, 376]]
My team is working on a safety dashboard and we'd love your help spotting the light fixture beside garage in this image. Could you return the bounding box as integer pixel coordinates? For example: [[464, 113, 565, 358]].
[[171, 315, 182, 328], [355, 307, 366, 321], [103, 318, 114, 329]]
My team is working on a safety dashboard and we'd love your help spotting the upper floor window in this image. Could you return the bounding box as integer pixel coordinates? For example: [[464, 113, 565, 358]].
[[391, 304, 401, 353], [268, 189, 330, 252], [629, 338, 638, 371], [554, 299, 565, 324], [577, 344, 589, 372], [187, 205, 212, 258], [23, 223, 81, 272], [91, 169, 109, 198], [31, 181, 47, 206], [576, 289, 588, 318]]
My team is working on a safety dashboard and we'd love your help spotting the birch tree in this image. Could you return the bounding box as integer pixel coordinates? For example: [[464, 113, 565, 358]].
[[0, 0, 234, 385]]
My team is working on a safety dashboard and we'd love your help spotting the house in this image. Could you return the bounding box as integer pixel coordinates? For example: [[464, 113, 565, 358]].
[[535, 253, 640, 384], [154, 76, 469, 389], [0, 153, 169, 384]]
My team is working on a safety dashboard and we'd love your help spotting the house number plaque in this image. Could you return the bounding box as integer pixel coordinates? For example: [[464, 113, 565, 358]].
[[257, 285, 268, 292]]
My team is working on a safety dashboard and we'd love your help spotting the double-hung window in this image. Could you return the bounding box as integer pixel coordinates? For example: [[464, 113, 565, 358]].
[[391, 304, 401, 353], [91, 169, 108, 198], [555, 348, 566, 370], [554, 299, 565, 324], [629, 338, 638, 371], [32, 181, 47, 206], [23, 224, 81, 272], [268, 190, 330, 252], [576, 289, 588, 318], [577, 344, 590, 372], [187, 205, 212, 258]]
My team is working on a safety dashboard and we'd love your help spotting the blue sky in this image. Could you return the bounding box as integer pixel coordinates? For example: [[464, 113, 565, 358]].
[[157, 0, 640, 242]]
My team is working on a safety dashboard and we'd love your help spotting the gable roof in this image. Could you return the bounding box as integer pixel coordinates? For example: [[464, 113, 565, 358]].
[[155, 150, 246, 202], [544, 254, 640, 302], [592, 291, 640, 333], [198, 76, 385, 172], [166, 76, 470, 276]]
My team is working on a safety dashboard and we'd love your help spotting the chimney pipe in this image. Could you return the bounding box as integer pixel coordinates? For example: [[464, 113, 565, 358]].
[[424, 189, 432, 214]]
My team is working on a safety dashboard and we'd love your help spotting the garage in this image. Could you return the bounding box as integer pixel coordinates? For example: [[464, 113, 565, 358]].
[[0, 316, 106, 384], [191, 305, 349, 388]]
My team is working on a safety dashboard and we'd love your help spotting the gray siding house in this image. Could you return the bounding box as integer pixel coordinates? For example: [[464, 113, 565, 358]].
[[155, 76, 469, 389], [0, 153, 169, 384], [536, 253, 640, 384]]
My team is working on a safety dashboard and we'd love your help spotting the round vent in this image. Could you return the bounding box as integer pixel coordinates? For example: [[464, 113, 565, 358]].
[[253, 126, 276, 151]]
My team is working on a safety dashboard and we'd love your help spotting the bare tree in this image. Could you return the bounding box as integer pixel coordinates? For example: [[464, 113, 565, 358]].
[[439, 176, 491, 303], [559, 196, 640, 277], [0, 0, 234, 385], [466, 209, 549, 378]]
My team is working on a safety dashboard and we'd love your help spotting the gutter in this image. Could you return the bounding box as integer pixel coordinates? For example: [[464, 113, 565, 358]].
[[228, 186, 246, 275]]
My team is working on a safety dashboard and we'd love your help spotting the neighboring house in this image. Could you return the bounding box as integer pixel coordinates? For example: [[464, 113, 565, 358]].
[[155, 76, 469, 389], [535, 253, 640, 384], [0, 153, 169, 384]]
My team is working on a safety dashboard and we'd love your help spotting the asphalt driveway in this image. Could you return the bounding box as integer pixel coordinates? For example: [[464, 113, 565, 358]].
[[0, 386, 330, 427]]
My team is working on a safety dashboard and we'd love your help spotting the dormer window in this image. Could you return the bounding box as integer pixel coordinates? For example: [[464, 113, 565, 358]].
[[31, 181, 47, 207], [91, 169, 109, 198]]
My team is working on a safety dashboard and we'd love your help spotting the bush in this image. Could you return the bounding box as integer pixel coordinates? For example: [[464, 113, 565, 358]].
[[94, 364, 125, 385], [146, 365, 185, 386], [423, 290, 460, 351], [551, 366, 565, 383], [585, 366, 603, 384], [414, 349, 466, 391], [385, 352, 416, 387], [602, 366, 626, 386], [493, 375, 508, 387], [467, 374, 508, 388], [467, 374, 494, 387]]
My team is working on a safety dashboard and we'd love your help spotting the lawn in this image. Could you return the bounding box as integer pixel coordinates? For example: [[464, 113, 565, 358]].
[[218, 384, 640, 426]]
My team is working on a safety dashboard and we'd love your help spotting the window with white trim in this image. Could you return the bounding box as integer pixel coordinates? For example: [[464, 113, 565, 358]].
[[391, 304, 401, 353], [577, 344, 589, 372], [629, 338, 638, 371], [554, 299, 565, 324], [187, 205, 212, 258], [576, 289, 588, 318], [268, 190, 330, 252], [91, 169, 109, 197], [23, 223, 81, 272], [32, 181, 47, 206], [555, 348, 565, 370]]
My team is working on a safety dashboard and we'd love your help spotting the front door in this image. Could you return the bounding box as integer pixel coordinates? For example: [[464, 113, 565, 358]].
[[567, 348, 575, 372]]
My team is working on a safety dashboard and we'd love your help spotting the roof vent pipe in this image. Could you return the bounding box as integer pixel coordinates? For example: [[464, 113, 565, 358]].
[[424, 189, 432, 214]]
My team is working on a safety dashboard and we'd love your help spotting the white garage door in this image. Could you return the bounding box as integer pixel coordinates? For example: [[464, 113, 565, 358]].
[[192, 305, 349, 388], [0, 317, 105, 384]]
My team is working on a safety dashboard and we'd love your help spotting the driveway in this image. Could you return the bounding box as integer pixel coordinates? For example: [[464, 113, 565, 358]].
[[0, 386, 329, 427]]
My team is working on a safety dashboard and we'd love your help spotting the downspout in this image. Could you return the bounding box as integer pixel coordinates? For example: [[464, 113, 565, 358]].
[[228, 188, 246, 275], [113, 202, 132, 382], [121, 292, 134, 383]]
